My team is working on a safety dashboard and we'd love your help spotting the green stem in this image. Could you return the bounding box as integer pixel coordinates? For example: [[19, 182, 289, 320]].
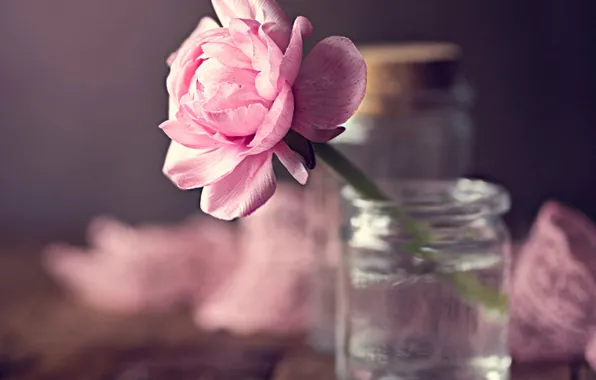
[[313, 142, 508, 315]]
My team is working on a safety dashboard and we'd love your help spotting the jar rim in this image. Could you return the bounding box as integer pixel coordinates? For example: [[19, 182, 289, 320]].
[[343, 179, 510, 220]]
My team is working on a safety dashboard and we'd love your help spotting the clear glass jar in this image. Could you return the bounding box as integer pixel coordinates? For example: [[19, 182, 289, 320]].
[[336, 179, 511, 380]]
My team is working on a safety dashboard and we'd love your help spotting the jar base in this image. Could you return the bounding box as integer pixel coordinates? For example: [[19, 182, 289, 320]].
[[338, 356, 511, 380]]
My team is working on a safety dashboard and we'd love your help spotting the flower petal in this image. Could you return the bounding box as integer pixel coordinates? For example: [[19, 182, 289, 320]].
[[247, 83, 294, 154], [166, 97, 234, 147], [292, 124, 346, 143], [212, 0, 290, 30], [201, 42, 252, 69], [167, 28, 230, 102], [177, 97, 259, 147], [163, 143, 243, 190], [227, 19, 282, 100], [169, 97, 179, 119], [202, 83, 269, 111], [261, 21, 291, 52], [279, 16, 312, 86], [254, 23, 284, 100], [282, 129, 315, 169], [167, 58, 205, 104], [273, 142, 308, 185], [167, 17, 220, 66], [201, 103, 268, 137], [228, 18, 264, 60], [160, 119, 221, 149], [293, 36, 367, 128], [200, 153, 276, 220], [196, 58, 258, 92]]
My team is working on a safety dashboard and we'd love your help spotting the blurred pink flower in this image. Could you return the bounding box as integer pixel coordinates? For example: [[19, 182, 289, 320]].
[[196, 183, 314, 335], [44, 216, 238, 314], [161, 0, 367, 220], [43, 189, 317, 336], [509, 202, 596, 363]]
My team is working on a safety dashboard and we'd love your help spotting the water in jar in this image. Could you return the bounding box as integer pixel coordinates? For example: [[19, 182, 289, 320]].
[[337, 241, 510, 380]]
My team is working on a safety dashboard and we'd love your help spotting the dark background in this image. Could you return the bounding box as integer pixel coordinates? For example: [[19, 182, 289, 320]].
[[1, 0, 594, 241]]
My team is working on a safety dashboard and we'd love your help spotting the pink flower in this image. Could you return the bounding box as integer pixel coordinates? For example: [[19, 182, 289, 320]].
[[509, 202, 596, 362], [196, 183, 314, 335], [161, 0, 366, 220], [44, 216, 238, 314]]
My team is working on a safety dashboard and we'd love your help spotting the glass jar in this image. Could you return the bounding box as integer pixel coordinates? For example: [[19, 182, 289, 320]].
[[333, 43, 473, 182], [336, 80, 473, 181], [336, 179, 511, 380], [307, 43, 475, 354]]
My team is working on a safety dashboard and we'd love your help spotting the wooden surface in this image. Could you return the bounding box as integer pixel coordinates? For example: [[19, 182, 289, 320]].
[[0, 245, 591, 380]]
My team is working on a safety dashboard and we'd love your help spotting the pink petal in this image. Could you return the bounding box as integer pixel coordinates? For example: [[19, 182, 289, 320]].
[[174, 28, 230, 70], [293, 36, 367, 129], [160, 119, 221, 149], [201, 42, 252, 69], [87, 216, 135, 255], [228, 19, 264, 60], [291, 125, 346, 143], [261, 21, 291, 52], [273, 142, 308, 185], [163, 143, 244, 190], [227, 19, 281, 100], [176, 97, 211, 128], [44, 244, 96, 281], [255, 70, 277, 101], [200, 153, 276, 220], [279, 17, 312, 86], [247, 83, 294, 154], [282, 129, 315, 169], [167, 17, 220, 66], [254, 26, 279, 74], [202, 83, 270, 111], [212, 0, 255, 27], [169, 96, 179, 119], [201, 103, 268, 137], [212, 0, 290, 30], [196, 58, 258, 91], [167, 28, 230, 102], [254, 23, 283, 100], [251, 0, 290, 27], [175, 99, 243, 146], [179, 98, 258, 146], [167, 58, 204, 104]]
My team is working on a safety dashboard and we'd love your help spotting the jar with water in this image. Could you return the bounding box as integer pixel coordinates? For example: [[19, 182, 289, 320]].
[[336, 179, 511, 380]]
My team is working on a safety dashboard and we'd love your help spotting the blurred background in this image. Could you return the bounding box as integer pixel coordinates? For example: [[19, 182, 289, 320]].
[[0, 0, 595, 242], [1, 1, 596, 378]]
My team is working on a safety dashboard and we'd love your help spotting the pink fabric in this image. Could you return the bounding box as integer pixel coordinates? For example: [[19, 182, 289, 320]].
[[509, 202, 596, 365], [161, 0, 366, 221], [44, 217, 238, 314]]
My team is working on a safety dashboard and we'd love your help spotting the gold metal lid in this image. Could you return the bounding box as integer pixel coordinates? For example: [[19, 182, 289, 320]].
[[358, 42, 462, 116]]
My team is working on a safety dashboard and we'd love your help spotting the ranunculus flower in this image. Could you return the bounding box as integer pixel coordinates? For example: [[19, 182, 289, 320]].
[[161, 0, 366, 220]]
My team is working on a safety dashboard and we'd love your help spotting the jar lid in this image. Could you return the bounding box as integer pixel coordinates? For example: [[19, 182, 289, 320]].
[[358, 42, 462, 116]]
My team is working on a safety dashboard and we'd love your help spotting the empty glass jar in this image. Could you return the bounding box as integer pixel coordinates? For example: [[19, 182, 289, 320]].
[[336, 179, 512, 380]]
